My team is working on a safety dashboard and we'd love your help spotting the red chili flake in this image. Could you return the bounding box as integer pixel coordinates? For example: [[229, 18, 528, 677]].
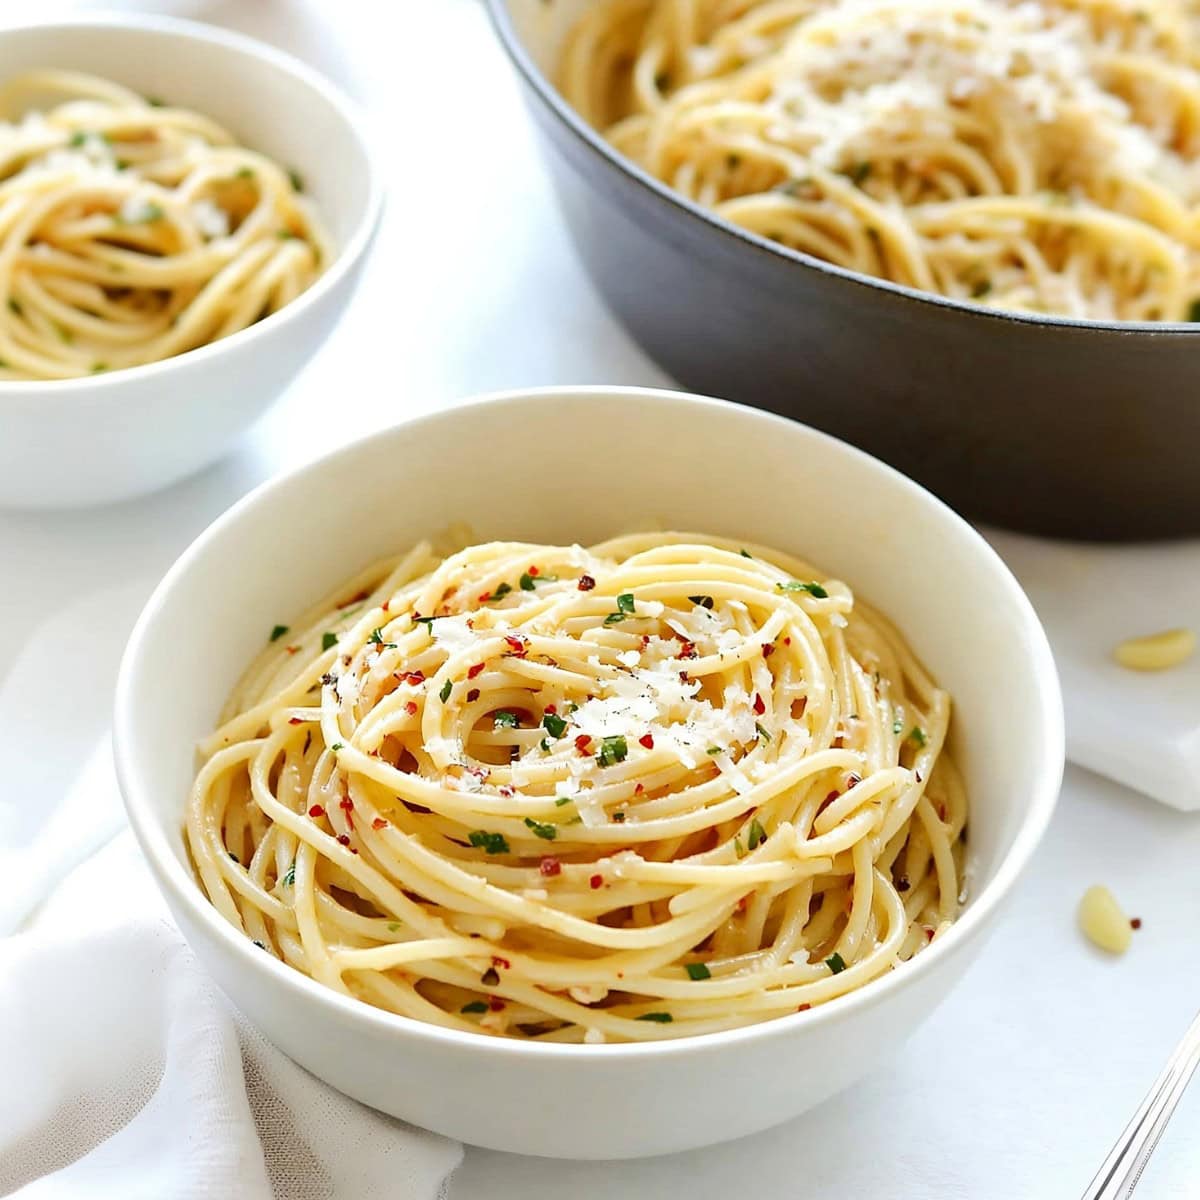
[[1131, 917, 1143, 930], [634, 783, 644, 795], [478, 592, 492, 603], [832, 735, 844, 749], [540, 856, 562, 877], [504, 635, 528, 657], [467, 662, 486, 680], [924, 927, 935, 941], [936, 802, 946, 821], [545, 703, 557, 714], [336, 833, 351, 846], [753, 693, 766, 716], [819, 790, 839, 814], [350, 847, 358, 854], [679, 641, 698, 660], [736, 895, 750, 913], [498, 785, 515, 798], [288, 716, 303, 725], [285, 645, 300, 656], [381, 601, 390, 612], [338, 589, 370, 608], [339, 795, 354, 812], [489, 997, 505, 1012], [403, 671, 425, 686], [783, 637, 792, 646], [577, 574, 596, 591], [308, 804, 325, 818], [404, 700, 418, 716], [638, 733, 655, 750], [528, 565, 540, 577], [589, 873, 603, 889], [640, 634, 651, 649], [467, 688, 480, 702], [844, 894, 854, 914], [372, 817, 388, 830], [574, 734, 593, 754], [797, 1003, 811, 1012], [492, 956, 511, 970], [846, 773, 862, 789], [679, 671, 690, 683], [762, 643, 775, 658]]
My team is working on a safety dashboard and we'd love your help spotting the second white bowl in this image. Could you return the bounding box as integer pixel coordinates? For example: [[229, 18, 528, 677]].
[[115, 386, 1064, 1158], [0, 15, 382, 509]]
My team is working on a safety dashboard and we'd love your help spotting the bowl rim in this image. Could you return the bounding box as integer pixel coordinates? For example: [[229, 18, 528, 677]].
[[0, 11, 384, 400], [485, 0, 1200, 338], [114, 384, 1065, 1061]]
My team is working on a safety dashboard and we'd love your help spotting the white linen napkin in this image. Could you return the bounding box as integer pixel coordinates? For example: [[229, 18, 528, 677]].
[[988, 532, 1200, 811], [0, 759, 462, 1200]]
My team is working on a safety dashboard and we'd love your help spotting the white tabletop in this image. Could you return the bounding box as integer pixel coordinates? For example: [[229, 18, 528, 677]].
[[1, 1, 1197, 1195]]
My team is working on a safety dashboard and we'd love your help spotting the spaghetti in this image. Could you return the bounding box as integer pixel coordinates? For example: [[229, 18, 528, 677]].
[[188, 533, 966, 1042], [560, 0, 1200, 321], [0, 70, 329, 380]]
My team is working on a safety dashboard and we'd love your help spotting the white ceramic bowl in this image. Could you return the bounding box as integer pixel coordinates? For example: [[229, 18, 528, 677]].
[[0, 16, 382, 510], [115, 386, 1064, 1160]]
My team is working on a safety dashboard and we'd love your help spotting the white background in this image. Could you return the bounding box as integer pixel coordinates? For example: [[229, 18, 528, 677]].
[[1, 1, 1197, 1195]]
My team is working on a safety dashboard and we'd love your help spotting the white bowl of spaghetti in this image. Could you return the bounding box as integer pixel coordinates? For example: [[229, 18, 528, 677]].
[[0, 16, 381, 509], [115, 386, 1063, 1159]]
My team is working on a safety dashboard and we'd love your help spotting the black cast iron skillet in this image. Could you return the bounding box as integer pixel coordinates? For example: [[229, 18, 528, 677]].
[[487, 0, 1200, 540]]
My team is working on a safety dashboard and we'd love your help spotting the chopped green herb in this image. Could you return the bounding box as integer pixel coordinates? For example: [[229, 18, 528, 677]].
[[566, 702, 579, 714], [460, 1001, 488, 1014], [387, 922, 401, 932], [269, 624, 290, 642], [542, 712, 568, 738], [468, 830, 510, 855], [688, 594, 714, 609], [616, 593, 635, 613], [367, 627, 396, 648], [68, 131, 88, 147], [755, 722, 772, 743], [288, 167, 305, 192], [146, 95, 166, 107], [7, 298, 20, 315], [554, 796, 573, 807], [91, 362, 108, 373], [971, 278, 992, 298], [519, 572, 537, 591], [892, 715, 904, 736], [539, 738, 552, 751], [524, 817, 557, 840], [493, 710, 519, 729], [908, 726, 928, 748], [439, 679, 452, 703], [281, 860, 295, 887], [116, 203, 164, 225], [321, 631, 338, 651], [276, 228, 299, 239], [491, 581, 513, 600], [685, 962, 711, 980], [826, 952, 847, 974], [55, 324, 73, 344], [330, 742, 344, 752], [596, 735, 628, 767], [613, 811, 626, 823], [777, 580, 829, 598], [706, 746, 723, 756], [747, 817, 766, 851], [740, 548, 753, 558], [636, 1012, 673, 1023], [236, 166, 255, 180], [734, 835, 746, 859]]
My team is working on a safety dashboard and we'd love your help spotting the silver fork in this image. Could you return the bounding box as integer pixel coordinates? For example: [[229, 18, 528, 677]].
[[1082, 1008, 1200, 1199]]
